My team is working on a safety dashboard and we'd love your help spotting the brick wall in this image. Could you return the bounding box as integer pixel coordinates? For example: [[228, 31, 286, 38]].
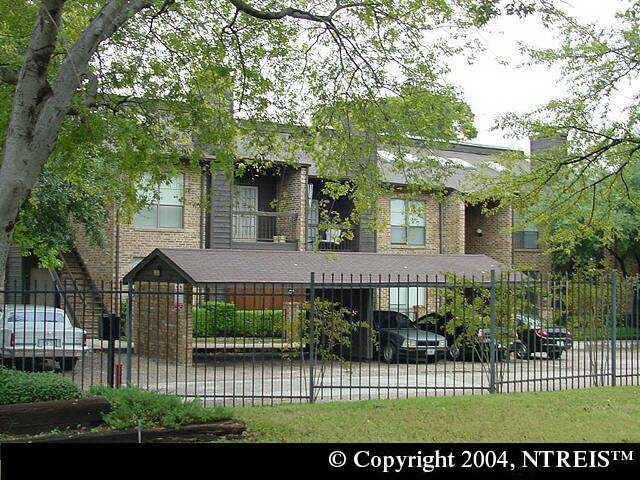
[[116, 171, 203, 284], [276, 166, 307, 250], [513, 250, 552, 275], [73, 171, 204, 288], [464, 204, 513, 266], [74, 217, 117, 286]]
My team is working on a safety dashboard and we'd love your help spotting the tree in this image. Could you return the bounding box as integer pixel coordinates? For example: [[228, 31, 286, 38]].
[[469, 1, 640, 270], [0, 0, 536, 285]]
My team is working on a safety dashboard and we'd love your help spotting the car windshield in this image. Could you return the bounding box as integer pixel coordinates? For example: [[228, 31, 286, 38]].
[[379, 313, 412, 329], [4, 309, 65, 323], [520, 315, 543, 328]]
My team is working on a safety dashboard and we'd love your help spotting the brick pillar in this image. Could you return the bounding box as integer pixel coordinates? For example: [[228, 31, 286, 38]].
[[276, 166, 307, 250], [441, 197, 465, 254], [132, 282, 193, 365]]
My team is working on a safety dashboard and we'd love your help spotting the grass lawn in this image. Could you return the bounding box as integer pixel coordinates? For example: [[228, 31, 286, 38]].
[[234, 386, 640, 442]]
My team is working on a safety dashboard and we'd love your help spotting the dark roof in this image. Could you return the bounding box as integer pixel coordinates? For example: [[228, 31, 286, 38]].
[[123, 248, 516, 285]]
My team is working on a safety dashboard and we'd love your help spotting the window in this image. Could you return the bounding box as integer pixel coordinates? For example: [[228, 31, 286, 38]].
[[513, 212, 539, 249], [390, 287, 425, 318], [390, 199, 426, 246], [134, 175, 184, 229]]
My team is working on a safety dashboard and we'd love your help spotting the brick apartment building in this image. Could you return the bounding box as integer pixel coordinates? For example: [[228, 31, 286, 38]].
[[3, 136, 549, 316]]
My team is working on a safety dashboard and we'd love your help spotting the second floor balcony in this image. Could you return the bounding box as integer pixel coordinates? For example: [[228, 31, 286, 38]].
[[232, 210, 299, 249]]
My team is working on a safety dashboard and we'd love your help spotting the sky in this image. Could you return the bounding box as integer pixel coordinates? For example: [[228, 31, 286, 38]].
[[449, 0, 624, 153]]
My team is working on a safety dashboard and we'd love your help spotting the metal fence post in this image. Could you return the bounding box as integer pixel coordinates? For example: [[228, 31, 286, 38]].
[[611, 272, 617, 387], [489, 269, 497, 394], [126, 280, 133, 386], [308, 272, 316, 403]]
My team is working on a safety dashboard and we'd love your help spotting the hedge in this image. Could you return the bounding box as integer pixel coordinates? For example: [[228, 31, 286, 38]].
[[193, 302, 284, 338], [0, 367, 82, 405], [89, 386, 231, 429]]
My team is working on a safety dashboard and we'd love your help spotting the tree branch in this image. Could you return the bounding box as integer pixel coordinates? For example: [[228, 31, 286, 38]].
[[228, 0, 371, 22]]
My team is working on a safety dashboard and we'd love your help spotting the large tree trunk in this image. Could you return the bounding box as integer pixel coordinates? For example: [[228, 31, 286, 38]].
[[0, 0, 152, 286]]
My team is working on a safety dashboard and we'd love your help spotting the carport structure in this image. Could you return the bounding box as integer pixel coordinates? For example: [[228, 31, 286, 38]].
[[123, 248, 512, 358]]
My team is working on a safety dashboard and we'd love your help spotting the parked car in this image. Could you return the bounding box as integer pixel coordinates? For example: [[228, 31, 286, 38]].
[[416, 313, 509, 361], [0, 305, 88, 371], [516, 313, 573, 360], [372, 310, 447, 363]]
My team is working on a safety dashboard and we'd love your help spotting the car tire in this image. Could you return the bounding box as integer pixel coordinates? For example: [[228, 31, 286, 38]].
[[547, 350, 562, 360], [448, 345, 462, 361], [382, 343, 398, 364], [514, 342, 529, 360]]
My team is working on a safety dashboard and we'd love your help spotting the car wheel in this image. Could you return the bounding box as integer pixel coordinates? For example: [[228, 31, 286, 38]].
[[514, 342, 529, 360], [382, 343, 398, 364], [547, 350, 562, 360], [448, 345, 462, 361]]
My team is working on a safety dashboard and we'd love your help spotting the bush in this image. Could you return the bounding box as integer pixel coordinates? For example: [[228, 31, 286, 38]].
[[0, 367, 82, 405], [192, 301, 284, 338], [193, 302, 236, 337], [235, 310, 284, 337], [89, 386, 231, 429]]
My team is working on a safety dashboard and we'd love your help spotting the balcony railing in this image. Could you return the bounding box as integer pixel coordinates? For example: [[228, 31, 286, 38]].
[[307, 228, 359, 252], [232, 211, 298, 243]]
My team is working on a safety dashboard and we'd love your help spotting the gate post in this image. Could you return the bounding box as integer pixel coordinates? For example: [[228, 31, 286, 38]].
[[489, 270, 497, 394], [309, 272, 316, 403], [126, 280, 133, 386], [610, 272, 617, 387]]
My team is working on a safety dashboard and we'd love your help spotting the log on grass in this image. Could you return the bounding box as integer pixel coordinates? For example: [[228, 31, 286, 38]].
[[23, 420, 247, 443], [0, 396, 111, 435]]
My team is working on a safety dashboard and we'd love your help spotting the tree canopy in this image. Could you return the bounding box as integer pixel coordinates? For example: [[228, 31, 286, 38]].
[[469, 1, 640, 274], [0, 0, 536, 278]]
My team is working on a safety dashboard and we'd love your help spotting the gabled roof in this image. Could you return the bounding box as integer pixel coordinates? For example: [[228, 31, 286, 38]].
[[123, 248, 516, 285]]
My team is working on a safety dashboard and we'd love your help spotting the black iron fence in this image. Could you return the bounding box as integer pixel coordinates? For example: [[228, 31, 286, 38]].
[[1, 271, 639, 406]]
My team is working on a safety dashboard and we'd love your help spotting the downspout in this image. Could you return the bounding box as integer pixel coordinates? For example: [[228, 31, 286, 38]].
[[200, 168, 205, 249], [115, 211, 120, 287], [438, 202, 444, 254]]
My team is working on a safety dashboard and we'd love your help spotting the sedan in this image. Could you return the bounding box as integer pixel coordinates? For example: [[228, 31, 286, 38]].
[[1, 305, 89, 371], [372, 310, 447, 363]]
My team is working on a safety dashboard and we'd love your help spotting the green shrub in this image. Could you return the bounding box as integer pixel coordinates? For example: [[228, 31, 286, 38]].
[[89, 386, 231, 429], [0, 367, 82, 405], [192, 302, 284, 338], [193, 301, 236, 337], [235, 310, 284, 337]]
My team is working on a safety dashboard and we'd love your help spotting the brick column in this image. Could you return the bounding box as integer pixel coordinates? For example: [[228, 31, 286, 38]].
[[441, 197, 466, 254], [132, 282, 193, 365], [276, 166, 307, 250]]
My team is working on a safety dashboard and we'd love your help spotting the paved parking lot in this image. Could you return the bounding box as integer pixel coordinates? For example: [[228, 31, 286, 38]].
[[62, 340, 640, 405]]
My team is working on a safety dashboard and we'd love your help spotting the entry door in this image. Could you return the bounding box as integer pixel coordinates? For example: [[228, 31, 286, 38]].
[[233, 185, 258, 241]]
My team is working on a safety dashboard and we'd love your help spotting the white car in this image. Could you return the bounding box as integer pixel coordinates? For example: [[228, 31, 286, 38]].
[[1, 305, 89, 371]]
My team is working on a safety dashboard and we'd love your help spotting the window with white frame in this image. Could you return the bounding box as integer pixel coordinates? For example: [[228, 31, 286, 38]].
[[134, 175, 184, 229], [390, 199, 426, 246], [389, 287, 425, 318], [513, 211, 539, 249]]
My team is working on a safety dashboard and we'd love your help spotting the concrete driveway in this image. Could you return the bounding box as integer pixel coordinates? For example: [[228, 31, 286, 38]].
[[64, 340, 640, 406]]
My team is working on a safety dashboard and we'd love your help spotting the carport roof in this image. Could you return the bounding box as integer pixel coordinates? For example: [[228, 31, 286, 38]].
[[123, 248, 517, 285]]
